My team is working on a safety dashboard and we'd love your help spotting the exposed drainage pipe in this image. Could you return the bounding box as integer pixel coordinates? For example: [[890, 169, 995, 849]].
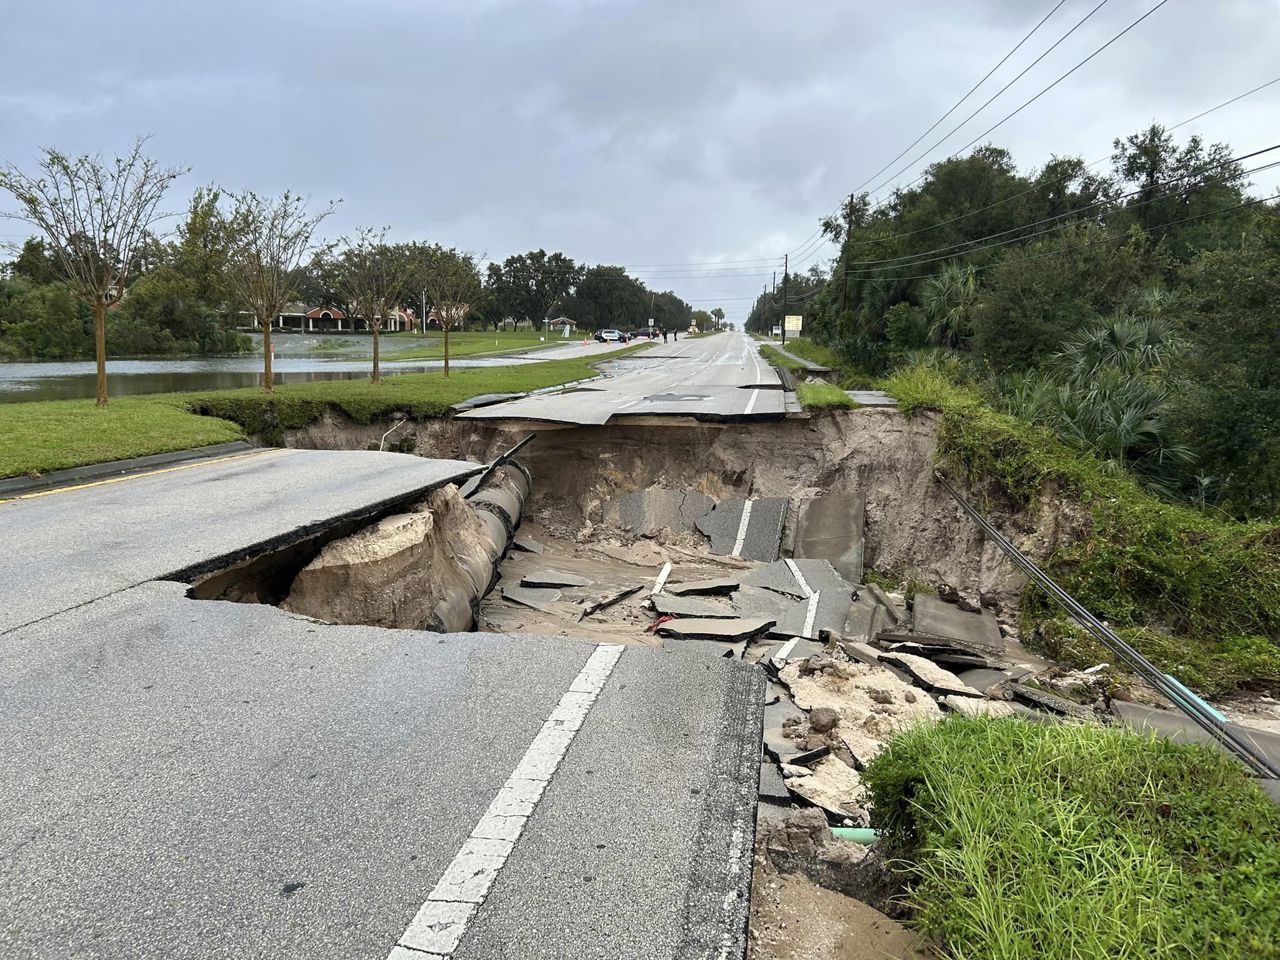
[[934, 469, 1280, 780]]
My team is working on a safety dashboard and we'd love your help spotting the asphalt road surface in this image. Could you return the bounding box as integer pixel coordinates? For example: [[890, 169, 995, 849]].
[[0, 447, 765, 959], [459, 332, 786, 425]]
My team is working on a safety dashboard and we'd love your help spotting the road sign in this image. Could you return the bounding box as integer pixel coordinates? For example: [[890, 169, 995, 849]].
[[771, 325, 781, 337], [648, 318, 654, 327], [784, 314, 803, 332]]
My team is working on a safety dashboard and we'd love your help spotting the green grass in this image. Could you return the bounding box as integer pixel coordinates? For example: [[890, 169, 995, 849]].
[[865, 717, 1280, 960], [796, 382, 858, 410], [758, 344, 808, 371], [882, 363, 1280, 694], [387, 329, 571, 360], [0, 398, 244, 479], [0, 353, 628, 478]]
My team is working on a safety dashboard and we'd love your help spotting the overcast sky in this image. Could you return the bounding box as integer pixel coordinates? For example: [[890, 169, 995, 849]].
[[2, 0, 1278, 322]]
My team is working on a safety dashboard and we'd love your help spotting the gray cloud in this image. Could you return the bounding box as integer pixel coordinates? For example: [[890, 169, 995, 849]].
[[3, 0, 1278, 321]]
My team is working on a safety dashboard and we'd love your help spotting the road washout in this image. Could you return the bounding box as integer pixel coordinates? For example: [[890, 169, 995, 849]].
[[180, 406, 1275, 959]]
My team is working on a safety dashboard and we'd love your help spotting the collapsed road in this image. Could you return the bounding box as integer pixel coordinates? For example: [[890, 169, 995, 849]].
[[0, 442, 763, 959], [5, 331, 1277, 959]]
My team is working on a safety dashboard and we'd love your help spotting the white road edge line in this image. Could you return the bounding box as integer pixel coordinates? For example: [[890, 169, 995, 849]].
[[730, 499, 754, 557], [783, 559, 813, 598], [744, 388, 760, 416], [801, 591, 822, 639], [387, 643, 626, 960]]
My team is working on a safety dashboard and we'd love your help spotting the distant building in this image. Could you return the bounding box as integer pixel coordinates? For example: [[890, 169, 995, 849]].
[[249, 303, 417, 333]]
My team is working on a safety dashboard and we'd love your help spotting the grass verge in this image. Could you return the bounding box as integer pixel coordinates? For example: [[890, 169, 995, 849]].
[[865, 717, 1280, 960], [882, 363, 1280, 694], [796, 382, 857, 410], [0, 355, 620, 478], [387, 330, 571, 360], [759, 344, 808, 371]]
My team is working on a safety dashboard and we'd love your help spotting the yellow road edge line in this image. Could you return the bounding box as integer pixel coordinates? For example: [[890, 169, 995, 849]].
[[1, 448, 288, 503]]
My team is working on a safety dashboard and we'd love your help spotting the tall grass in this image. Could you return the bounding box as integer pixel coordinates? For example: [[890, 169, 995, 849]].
[[866, 717, 1280, 959]]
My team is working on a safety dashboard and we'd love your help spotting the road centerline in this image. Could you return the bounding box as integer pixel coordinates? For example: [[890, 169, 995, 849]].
[[388, 642, 626, 959]]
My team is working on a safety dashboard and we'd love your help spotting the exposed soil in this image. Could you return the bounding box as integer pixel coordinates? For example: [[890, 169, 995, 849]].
[[748, 871, 929, 960], [279, 408, 1090, 619]]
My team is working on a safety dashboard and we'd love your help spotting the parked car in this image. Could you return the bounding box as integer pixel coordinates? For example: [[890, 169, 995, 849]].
[[630, 328, 657, 340], [595, 328, 624, 342]]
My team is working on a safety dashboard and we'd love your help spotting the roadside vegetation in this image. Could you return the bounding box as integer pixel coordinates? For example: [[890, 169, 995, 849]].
[[0, 355, 619, 478], [885, 362, 1280, 694], [387, 329, 564, 360], [745, 124, 1280, 691], [866, 716, 1280, 960], [795, 382, 857, 410], [746, 125, 1280, 521]]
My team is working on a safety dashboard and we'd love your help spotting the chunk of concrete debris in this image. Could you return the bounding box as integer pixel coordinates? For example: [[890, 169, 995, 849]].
[[865, 584, 903, 624], [1009, 682, 1094, 719], [656, 617, 775, 642], [877, 652, 985, 698], [511, 535, 544, 555], [520, 570, 593, 589], [941, 695, 1017, 718], [913, 592, 1005, 656], [809, 706, 840, 733], [602, 487, 715, 536], [651, 592, 735, 618], [793, 492, 865, 585], [784, 756, 870, 824], [758, 759, 792, 803], [695, 497, 786, 562], [665, 576, 740, 596], [956, 666, 1031, 695], [501, 584, 562, 612], [779, 657, 942, 765]]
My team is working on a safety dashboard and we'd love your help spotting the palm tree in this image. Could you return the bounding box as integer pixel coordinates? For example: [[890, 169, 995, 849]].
[[921, 261, 977, 348]]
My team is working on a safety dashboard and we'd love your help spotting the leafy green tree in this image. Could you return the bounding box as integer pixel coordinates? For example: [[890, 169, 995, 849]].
[[1168, 229, 1280, 515], [336, 227, 412, 383], [217, 190, 336, 392], [9, 238, 61, 285], [570, 265, 648, 331], [0, 138, 186, 405], [413, 244, 482, 376], [970, 223, 1154, 370], [488, 250, 581, 330]]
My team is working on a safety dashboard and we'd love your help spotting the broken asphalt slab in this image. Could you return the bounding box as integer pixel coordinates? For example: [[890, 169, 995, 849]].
[[695, 498, 786, 563], [651, 592, 737, 618], [656, 617, 776, 642], [603, 487, 715, 537], [0, 581, 766, 959], [520, 570, 594, 589], [911, 593, 1006, 656], [877, 652, 985, 698], [793, 492, 865, 586], [502, 584, 563, 612], [665, 576, 741, 596]]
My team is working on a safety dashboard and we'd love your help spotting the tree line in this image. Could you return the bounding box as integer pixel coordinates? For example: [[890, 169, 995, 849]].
[[0, 138, 697, 400], [748, 125, 1280, 518]]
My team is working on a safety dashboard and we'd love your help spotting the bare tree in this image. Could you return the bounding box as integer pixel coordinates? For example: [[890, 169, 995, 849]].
[[218, 191, 335, 392], [335, 227, 411, 384], [414, 244, 482, 377], [0, 138, 186, 406]]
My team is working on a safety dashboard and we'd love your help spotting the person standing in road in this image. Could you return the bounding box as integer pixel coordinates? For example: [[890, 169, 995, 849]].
[[661, 328, 668, 343], [672, 328, 678, 341]]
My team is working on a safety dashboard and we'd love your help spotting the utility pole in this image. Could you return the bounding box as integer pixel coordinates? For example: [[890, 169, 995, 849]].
[[780, 253, 788, 345], [838, 193, 852, 317]]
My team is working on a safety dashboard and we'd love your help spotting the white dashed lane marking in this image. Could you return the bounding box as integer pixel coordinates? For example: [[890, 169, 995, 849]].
[[387, 643, 626, 959], [730, 499, 755, 557]]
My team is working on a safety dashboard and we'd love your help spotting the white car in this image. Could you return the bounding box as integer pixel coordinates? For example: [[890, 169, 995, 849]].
[[596, 328, 623, 342]]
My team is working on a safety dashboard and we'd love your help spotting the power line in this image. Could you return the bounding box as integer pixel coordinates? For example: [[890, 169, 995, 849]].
[[850, 0, 1071, 197], [817, 70, 1280, 260], [862, 0, 1115, 200], [840, 190, 1279, 284], [865, 0, 1174, 199], [785, 0, 1084, 260], [839, 145, 1279, 272]]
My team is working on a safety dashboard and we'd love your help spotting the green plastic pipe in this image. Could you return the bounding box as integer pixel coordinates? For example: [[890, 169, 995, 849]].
[[830, 827, 879, 844]]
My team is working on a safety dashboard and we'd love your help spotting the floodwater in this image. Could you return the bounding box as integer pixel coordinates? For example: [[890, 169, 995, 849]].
[[0, 334, 542, 403]]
